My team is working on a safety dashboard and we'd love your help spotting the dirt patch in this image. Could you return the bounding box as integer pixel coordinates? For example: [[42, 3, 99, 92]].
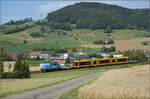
[[81, 37, 150, 51]]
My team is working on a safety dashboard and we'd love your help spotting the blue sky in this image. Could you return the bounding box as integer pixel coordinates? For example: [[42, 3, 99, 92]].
[[1, 0, 149, 24]]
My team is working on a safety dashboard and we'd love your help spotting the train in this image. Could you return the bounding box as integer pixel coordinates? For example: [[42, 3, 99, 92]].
[[73, 56, 129, 68], [40, 56, 129, 72]]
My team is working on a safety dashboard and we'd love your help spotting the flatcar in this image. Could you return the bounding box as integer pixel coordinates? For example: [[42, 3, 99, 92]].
[[73, 56, 129, 68]]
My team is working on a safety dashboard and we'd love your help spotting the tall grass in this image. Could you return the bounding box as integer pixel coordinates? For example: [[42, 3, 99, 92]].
[[79, 65, 150, 99]]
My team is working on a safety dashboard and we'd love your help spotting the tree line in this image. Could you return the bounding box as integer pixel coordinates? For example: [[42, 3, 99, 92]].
[[46, 2, 150, 30], [4, 18, 33, 25]]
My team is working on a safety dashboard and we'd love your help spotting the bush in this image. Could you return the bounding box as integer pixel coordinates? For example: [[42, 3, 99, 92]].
[[142, 41, 148, 46], [101, 46, 116, 53], [23, 40, 27, 44], [30, 32, 45, 38], [124, 50, 146, 62], [94, 39, 114, 45], [3, 72, 18, 78]]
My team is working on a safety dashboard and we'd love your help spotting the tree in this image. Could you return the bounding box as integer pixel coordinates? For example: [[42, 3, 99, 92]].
[[30, 32, 45, 38], [0, 60, 3, 78], [110, 46, 116, 52], [0, 48, 7, 78], [104, 26, 113, 33], [124, 50, 146, 62], [65, 56, 71, 66], [50, 22, 72, 31], [13, 54, 30, 78]]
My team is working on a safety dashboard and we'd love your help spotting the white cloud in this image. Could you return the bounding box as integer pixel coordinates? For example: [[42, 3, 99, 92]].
[[37, 1, 77, 14]]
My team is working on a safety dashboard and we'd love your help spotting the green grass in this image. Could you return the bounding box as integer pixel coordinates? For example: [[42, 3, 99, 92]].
[[0, 27, 149, 53]]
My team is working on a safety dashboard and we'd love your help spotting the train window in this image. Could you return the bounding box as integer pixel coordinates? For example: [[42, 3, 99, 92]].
[[112, 59, 115, 62], [79, 61, 91, 65], [93, 61, 96, 64], [79, 62, 82, 65], [75, 62, 78, 66], [117, 59, 127, 62], [101, 60, 110, 63]]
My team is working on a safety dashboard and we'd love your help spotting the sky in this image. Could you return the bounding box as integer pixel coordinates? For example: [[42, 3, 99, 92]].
[[1, 0, 149, 24]]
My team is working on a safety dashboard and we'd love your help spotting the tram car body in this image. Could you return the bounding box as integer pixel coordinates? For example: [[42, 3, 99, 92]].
[[73, 56, 129, 68]]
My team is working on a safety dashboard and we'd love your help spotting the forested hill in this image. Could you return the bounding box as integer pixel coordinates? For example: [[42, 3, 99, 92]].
[[46, 2, 150, 30]]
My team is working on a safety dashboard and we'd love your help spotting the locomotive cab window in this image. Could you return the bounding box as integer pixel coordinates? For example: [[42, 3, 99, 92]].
[[112, 59, 115, 62]]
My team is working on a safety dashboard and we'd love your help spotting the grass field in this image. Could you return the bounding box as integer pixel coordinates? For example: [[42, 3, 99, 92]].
[[0, 64, 137, 97], [79, 64, 149, 99], [0, 27, 149, 53]]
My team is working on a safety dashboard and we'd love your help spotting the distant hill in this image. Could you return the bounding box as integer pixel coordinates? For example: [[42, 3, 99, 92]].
[[46, 2, 150, 29]]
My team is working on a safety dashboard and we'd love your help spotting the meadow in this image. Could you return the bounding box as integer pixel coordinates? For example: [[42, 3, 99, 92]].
[[0, 26, 149, 53]]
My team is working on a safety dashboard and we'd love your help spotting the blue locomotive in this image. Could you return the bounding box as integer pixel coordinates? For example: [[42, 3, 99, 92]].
[[40, 62, 63, 72]]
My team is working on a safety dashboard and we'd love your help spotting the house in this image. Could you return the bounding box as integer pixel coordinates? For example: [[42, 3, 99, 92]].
[[101, 53, 111, 58], [7, 52, 18, 60], [77, 52, 88, 60], [60, 53, 69, 59], [49, 57, 66, 67], [110, 52, 123, 58], [29, 51, 49, 59]]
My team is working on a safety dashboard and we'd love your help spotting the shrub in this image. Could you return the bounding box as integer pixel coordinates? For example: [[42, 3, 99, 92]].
[[23, 40, 27, 44], [142, 41, 148, 46], [30, 32, 45, 38], [94, 39, 114, 45], [124, 50, 146, 62], [101, 46, 116, 53]]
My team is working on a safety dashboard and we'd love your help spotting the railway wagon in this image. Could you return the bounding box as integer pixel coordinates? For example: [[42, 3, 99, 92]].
[[73, 56, 129, 68]]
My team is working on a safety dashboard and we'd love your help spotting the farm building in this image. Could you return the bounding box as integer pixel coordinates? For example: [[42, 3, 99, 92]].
[[110, 52, 123, 58], [29, 51, 49, 59], [49, 57, 66, 67], [7, 52, 18, 60]]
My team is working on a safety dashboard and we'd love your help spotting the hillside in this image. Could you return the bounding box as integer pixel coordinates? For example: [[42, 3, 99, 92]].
[[0, 2, 150, 53], [46, 2, 150, 29]]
